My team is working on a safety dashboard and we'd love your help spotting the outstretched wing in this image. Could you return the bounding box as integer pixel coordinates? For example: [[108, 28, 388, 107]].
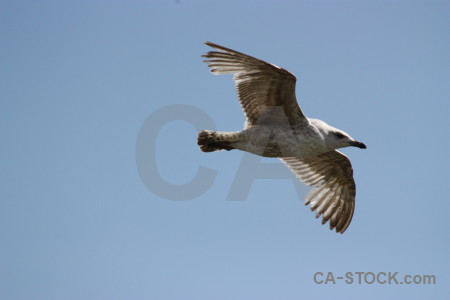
[[280, 151, 357, 234], [203, 42, 307, 127]]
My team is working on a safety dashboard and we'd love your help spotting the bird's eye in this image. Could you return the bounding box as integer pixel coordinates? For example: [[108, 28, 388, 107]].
[[334, 132, 345, 139]]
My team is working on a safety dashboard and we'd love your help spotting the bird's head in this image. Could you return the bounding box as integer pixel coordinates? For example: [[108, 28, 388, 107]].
[[311, 119, 366, 151], [329, 129, 366, 150]]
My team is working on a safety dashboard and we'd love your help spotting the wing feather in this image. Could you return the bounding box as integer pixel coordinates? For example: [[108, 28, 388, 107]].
[[203, 42, 307, 127], [281, 150, 357, 234]]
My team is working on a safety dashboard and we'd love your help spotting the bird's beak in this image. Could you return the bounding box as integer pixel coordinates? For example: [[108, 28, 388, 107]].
[[350, 140, 367, 149]]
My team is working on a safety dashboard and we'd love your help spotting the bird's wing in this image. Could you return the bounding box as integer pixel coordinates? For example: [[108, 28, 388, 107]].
[[280, 150, 356, 234], [203, 41, 307, 127]]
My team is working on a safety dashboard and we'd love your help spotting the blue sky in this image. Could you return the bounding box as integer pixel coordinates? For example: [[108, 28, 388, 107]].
[[1, 0, 449, 299]]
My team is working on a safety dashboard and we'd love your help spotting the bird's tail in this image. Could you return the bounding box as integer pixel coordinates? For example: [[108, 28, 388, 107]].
[[197, 130, 235, 152]]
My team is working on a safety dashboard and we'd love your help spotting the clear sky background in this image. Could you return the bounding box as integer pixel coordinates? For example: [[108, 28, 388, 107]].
[[1, 1, 449, 299]]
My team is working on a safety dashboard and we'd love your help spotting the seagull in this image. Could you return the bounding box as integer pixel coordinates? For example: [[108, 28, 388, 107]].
[[197, 42, 366, 234]]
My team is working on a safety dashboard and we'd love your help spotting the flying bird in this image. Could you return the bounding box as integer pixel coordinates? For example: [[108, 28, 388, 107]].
[[197, 42, 366, 234]]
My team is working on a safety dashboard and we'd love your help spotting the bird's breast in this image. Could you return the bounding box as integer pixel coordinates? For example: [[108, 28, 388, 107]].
[[238, 126, 327, 158]]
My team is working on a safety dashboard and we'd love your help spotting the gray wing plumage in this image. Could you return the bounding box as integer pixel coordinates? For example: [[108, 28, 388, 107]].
[[280, 151, 356, 234], [202, 41, 306, 127]]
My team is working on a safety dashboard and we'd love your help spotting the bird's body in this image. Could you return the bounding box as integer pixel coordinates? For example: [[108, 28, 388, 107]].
[[198, 42, 366, 234], [201, 121, 327, 158], [238, 124, 324, 158]]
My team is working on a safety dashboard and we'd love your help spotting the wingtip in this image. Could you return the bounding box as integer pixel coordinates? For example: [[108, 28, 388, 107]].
[[204, 41, 220, 51], [203, 41, 237, 54], [332, 224, 348, 234]]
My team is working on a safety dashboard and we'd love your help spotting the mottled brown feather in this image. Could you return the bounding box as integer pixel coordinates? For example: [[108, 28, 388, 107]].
[[202, 41, 307, 127], [280, 151, 356, 234]]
